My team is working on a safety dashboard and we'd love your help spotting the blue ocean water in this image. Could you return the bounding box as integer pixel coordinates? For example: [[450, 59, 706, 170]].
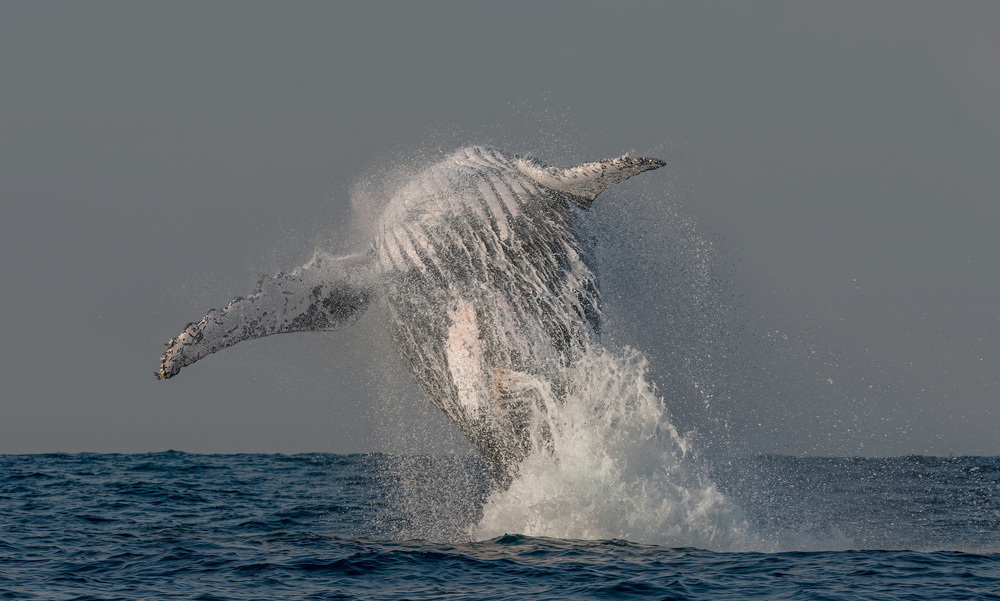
[[1, 453, 997, 600]]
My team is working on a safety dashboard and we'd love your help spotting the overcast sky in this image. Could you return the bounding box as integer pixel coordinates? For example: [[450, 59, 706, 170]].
[[2, 1, 997, 456]]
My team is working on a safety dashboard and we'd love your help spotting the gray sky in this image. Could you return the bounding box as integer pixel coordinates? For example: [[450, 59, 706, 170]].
[[1, 1, 997, 456]]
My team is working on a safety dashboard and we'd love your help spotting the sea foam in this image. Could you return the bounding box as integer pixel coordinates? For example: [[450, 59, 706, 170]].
[[472, 346, 752, 550]]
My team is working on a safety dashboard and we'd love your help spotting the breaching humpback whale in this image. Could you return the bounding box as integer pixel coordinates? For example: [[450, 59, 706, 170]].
[[156, 146, 664, 486]]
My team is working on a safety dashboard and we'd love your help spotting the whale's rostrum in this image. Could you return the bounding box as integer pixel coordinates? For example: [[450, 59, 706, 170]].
[[156, 146, 664, 487]]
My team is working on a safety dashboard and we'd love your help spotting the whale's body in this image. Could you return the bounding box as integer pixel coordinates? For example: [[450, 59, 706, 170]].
[[157, 146, 664, 485]]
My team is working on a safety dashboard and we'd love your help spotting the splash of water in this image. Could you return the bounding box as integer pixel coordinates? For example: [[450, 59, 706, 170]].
[[345, 145, 753, 549], [471, 346, 751, 549]]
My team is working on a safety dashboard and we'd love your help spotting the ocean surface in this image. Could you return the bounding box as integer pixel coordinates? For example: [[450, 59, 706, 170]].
[[2, 452, 997, 600]]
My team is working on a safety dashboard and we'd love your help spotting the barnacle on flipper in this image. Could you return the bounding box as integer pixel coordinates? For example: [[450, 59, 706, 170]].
[[154, 339, 177, 380]]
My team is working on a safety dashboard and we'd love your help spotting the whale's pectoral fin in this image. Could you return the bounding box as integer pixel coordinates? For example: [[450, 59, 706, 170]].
[[156, 252, 375, 380], [515, 154, 665, 210]]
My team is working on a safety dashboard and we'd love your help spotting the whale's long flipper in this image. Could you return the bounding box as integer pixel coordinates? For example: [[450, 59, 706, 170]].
[[156, 253, 375, 380], [516, 155, 665, 209]]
